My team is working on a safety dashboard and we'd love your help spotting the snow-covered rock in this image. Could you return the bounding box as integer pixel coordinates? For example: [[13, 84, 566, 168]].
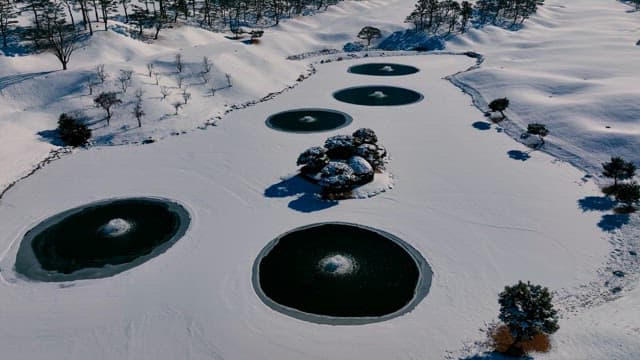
[[355, 143, 387, 170], [319, 161, 356, 192], [347, 156, 374, 184], [296, 146, 330, 173], [352, 128, 378, 146], [324, 134, 355, 159]]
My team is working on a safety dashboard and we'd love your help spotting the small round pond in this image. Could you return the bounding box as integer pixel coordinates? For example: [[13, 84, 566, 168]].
[[15, 197, 190, 282], [266, 108, 353, 133], [253, 222, 432, 325], [333, 86, 423, 106], [348, 63, 420, 76]]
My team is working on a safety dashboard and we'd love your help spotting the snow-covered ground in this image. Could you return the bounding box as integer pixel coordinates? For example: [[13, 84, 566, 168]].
[[0, 55, 612, 359], [1, 0, 639, 358], [448, 0, 640, 175]]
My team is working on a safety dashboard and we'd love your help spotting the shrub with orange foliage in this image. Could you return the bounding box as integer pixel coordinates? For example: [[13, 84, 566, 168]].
[[490, 324, 551, 357]]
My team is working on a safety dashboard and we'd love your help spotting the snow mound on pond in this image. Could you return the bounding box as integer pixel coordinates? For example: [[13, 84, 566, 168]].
[[378, 30, 445, 51], [98, 218, 133, 237]]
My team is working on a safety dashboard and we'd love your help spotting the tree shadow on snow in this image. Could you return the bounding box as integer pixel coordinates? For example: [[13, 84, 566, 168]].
[[578, 196, 617, 212], [507, 150, 531, 161], [598, 214, 630, 232], [459, 352, 532, 360], [36, 129, 66, 146], [472, 121, 492, 131], [264, 175, 338, 213]]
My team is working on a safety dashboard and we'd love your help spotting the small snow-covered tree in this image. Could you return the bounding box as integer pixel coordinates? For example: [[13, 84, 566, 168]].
[[352, 128, 378, 146], [176, 74, 184, 88], [355, 143, 387, 170], [602, 157, 636, 188], [57, 113, 91, 146], [324, 134, 355, 159], [319, 162, 356, 193], [296, 146, 330, 174], [94, 91, 122, 125], [489, 97, 509, 118], [498, 281, 559, 356], [527, 123, 549, 146], [357, 26, 381, 47], [615, 182, 640, 211]]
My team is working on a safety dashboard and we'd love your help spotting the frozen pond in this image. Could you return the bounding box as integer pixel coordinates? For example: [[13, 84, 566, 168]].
[[14, 197, 190, 282], [265, 108, 352, 133], [333, 85, 423, 106], [253, 222, 431, 325], [348, 63, 420, 76]]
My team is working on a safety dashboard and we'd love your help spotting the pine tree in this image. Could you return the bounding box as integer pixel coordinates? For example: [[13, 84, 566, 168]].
[[57, 113, 92, 146], [357, 26, 381, 47], [488, 97, 509, 117], [527, 123, 549, 146], [498, 281, 559, 356], [602, 157, 636, 188], [615, 182, 640, 211]]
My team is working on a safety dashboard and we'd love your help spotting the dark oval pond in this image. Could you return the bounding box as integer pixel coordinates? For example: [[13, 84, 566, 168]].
[[15, 197, 190, 282], [348, 63, 420, 76], [266, 108, 353, 133], [253, 222, 432, 325], [333, 86, 423, 106]]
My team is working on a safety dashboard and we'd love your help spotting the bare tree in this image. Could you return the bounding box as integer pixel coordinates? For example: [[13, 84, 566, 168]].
[[153, 72, 159, 85], [160, 85, 170, 100], [201, 71, 210, 84], [225, 73, 232, 87], [202, 56, 212, 73], [174, 53, 183, 73], [176, 74, 183, 88], [42, 3, 82, 70], [86, 76, 96, 95], [132, 98, 144, 127], [118, 69, 133, 93], [134, 88, 144, 101], [182, 88, 191, 104], [94, 91, 122, 125], [209, 87, 216, 96], [172, 101, 182, 115], [96, 64, 108, 83], [146, 62, 154, 77]]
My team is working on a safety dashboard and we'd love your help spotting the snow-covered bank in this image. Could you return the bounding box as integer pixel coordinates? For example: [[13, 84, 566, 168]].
[[448, 0, 640, 176], [0, 56, 610, 359]]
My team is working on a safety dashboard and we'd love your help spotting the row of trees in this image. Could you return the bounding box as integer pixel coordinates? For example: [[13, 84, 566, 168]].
[[0, 0, 346, 55], [405, 0, 544, 34]]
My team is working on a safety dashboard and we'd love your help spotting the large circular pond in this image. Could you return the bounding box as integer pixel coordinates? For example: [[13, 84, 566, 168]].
[[348, 63, 420, 76], [15, 197, 190, 282], [266, 108, 353, 133], [253, 222, 432, 325], [333, 86, 423, 106]]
